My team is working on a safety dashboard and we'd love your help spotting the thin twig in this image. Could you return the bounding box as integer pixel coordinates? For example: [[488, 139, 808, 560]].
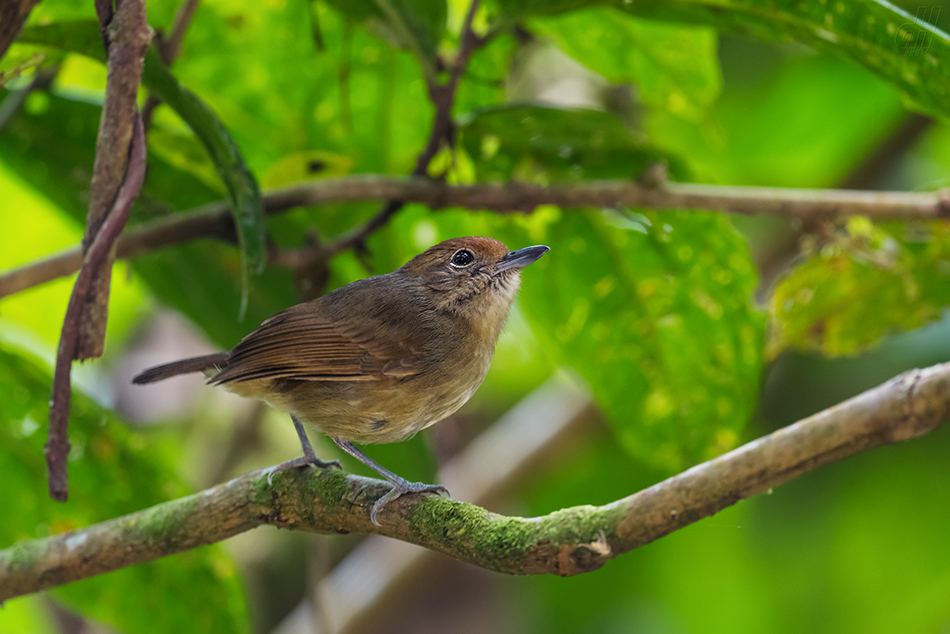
[[159, 0, 202, 63], [46, 116, 148, 502], [0, 65, 58, 133], [2, 177, 949, 300], [7, 361, 950, 599], [142, 0, 202, 130], [338, 0, 486, 262]]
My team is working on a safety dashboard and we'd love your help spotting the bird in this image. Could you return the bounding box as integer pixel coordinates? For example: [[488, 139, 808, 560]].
[[133, 236, 549, 524]]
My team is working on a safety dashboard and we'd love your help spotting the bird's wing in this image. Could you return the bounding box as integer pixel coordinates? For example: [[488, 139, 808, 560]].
[[209, 303, 424, 384]]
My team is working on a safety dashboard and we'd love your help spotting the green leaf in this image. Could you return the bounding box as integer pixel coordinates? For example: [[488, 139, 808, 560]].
[[497, 208, 763, 469], [16, 20, 104, 61], [768, 217, 950, 358], [496, 0, 950, 120], [532, 8, 722, 122], [18, 21, 268, 314], [0, 344, 249, 633], [458, 103, 680, 181], [143, 46, 267, 312], [459, 104, 762, 467]]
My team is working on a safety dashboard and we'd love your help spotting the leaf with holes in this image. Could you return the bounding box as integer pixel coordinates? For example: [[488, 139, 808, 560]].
[[769, 218, 950, 358]]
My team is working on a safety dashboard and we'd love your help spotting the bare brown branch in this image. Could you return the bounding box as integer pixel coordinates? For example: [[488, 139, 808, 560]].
[[46, 115, 148, 502], [2, 177, 948, 300], [159, 0, 201, 63], [0, 0, 41, 59], [7, 361, 948, 599], [339, 0, 486, 263], [78, 0, 152, 360]]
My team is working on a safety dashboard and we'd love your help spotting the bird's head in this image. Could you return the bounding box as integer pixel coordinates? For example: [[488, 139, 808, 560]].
[[402, 236, 549, 325]]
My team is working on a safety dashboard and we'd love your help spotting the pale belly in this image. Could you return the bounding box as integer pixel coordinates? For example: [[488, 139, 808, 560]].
[[225, 353, 492, 444]]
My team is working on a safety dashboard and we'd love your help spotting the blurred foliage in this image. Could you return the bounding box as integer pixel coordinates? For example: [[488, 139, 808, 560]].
[[458, 103, 681, 180], [496, 0, 950, 118], [531, 8, 722, 123], [2, 0, 950, 631], [0, 344, 248, 632]]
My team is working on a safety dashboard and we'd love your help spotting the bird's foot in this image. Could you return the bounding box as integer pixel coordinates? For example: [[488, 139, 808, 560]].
[[267, 454, 341, 485], [371, 481, 450, 526]]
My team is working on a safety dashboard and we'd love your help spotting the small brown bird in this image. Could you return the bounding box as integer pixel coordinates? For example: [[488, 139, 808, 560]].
[[133, 236, 549, 524]]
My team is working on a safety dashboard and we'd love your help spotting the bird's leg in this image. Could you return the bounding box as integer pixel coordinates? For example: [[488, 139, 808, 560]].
[[331, 436, 449, 526], [268, 416, 341, 485]]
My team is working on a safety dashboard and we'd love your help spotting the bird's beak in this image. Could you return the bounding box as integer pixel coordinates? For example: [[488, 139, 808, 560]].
[[496, 245, 550, 271]]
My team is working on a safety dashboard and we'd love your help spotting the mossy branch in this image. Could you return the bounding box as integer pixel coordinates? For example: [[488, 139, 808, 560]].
[[2, 362, 949, 600]]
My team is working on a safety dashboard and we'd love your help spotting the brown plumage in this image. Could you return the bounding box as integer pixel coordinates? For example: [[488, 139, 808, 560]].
[[133, 236, 549, 523]]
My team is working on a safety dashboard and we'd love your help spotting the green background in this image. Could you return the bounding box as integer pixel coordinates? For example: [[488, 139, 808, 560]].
[[2, 0, 950, 631]]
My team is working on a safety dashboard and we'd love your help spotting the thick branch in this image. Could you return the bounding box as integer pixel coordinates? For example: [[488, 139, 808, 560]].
[[78, 0, 151, 360], [5, 362, 949, 599], [0, 0, 41, 59], [314, 376, 596, 634], [2, 177, 949, 299]]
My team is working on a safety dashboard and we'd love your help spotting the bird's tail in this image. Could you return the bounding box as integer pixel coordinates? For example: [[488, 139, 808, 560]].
[[132, 353, 229, 385]]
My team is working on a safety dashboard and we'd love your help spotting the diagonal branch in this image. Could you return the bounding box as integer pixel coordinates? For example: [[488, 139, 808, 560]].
[[336, 0, 486, 263], [0, 0, 41, 59], [312, 376, 596, 634], [5, 361, 949, 600], [2, 177, 949, 300]]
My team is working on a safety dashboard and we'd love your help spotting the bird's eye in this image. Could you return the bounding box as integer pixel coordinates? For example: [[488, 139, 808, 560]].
[[450, 249, 475, 267]]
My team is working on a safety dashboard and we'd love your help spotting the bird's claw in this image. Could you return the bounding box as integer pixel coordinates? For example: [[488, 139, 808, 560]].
[[267, 455, 342, 486], [370, 482, 450, 526]]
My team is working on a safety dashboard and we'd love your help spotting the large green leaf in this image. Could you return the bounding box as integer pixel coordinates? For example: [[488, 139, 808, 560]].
[[459, 105, 762, 467], [768, 217, 950, 357], [18, 21, 268, 312], [495, 0, 950, 120], [498, 209, 763, 469], [532, 8, 721, 122], [0, 344, 249, 633]]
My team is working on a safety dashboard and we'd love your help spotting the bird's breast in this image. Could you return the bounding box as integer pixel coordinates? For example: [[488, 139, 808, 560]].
[[266, 333, 496, 445]]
